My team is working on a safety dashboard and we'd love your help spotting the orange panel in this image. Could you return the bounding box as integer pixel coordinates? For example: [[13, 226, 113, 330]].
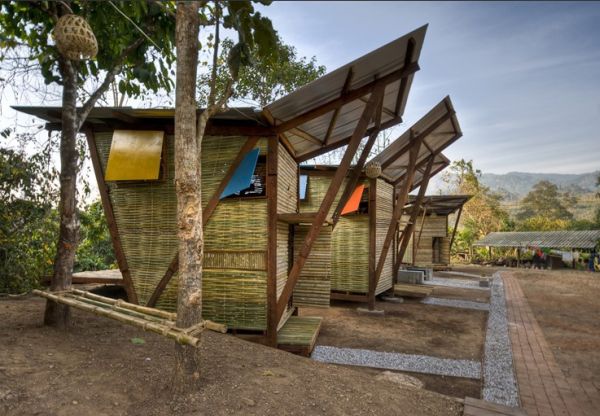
[[341, 184, 365, 215], [104, 130, 164, 181]]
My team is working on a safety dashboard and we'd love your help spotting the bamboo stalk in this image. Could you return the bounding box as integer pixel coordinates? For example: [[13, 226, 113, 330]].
[[33, 290, 201, 347], [71, 289, 177, 320], [66, 294, 175, 326]]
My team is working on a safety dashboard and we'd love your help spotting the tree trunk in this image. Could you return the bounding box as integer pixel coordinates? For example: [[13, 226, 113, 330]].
[[173, 1, 203, 391], [44, 58, 79, 328]]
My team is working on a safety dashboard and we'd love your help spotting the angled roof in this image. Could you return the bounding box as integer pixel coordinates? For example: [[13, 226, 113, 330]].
[[473, 231, 600, 249], [369, 96, 461, 186], [264, 25, 427, 162], [12, 106, 267, 126], [406, 194, 471, 216], [409, 153, 450, 192]]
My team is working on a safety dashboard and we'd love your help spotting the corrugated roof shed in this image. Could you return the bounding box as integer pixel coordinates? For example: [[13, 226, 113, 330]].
[[473, 231, 600, 249]]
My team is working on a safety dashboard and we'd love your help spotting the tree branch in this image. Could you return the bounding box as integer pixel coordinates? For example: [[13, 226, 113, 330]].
[[76, 38, 144, 130]]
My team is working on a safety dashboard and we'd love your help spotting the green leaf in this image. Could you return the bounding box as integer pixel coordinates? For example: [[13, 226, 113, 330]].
[[131, 337, 145, 345]]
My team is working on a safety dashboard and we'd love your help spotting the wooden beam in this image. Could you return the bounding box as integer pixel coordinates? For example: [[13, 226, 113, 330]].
[[449, 205, 463, 254], [289, 127, 321, 145], [147, 136, 261, 307], [84, 130, 138, 304], [394, 156, 434, 275], [324, 68, 354, 145], [331, 129, 379, 226], [395, 38, 416, 116], [275, 62, 419, 134], [415, 206, 427, 258], [276, 83, 386, 321], [296, 115, 403, 163], [331, 93, 384, 226], [368, 178, 377, 310], [381, 110, 455, 170], [373, 131, 422, 289], [266, 135, 279, 347]]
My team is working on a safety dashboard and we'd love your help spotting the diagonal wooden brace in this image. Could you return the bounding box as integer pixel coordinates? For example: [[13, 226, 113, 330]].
[[276, 84, 387, 321], [394, 155, 435, 274], [373, 130, 423, 289]]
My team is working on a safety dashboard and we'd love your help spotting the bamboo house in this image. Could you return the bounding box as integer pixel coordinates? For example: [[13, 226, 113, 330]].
[[400, 195, 472, 269], [16, 25, 427, 354], [299, 96, 462, 308]]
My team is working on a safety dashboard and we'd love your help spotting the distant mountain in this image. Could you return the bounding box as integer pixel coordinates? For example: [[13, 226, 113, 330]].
[[480, 171, 599, 199]]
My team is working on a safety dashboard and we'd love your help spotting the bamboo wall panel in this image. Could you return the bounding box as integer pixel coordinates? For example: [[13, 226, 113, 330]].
[[97, 133, 269, 329], [299, 174, 349, 218], [413, 215, 450, 266], [375, 179, 394, 294], [292, 224, 331, 308], [331, 215, 369, 293], [95, 133, 178, 306], [276, 221, 290, 300], [277, 143, 298, 214]]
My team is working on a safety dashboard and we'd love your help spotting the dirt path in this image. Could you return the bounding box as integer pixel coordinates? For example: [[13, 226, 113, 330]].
[[0, 297, 461, 416]]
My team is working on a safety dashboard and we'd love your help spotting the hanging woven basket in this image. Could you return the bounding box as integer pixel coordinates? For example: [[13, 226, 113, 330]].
[[53, 14, 98, 61], [364, 161, 382, 179]]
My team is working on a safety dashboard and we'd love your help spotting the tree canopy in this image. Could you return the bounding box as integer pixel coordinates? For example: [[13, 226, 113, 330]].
[[516, 180, 575, 223]]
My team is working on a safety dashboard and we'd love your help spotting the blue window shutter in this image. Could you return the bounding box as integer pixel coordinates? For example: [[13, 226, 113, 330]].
[[220, 148, 261, 199], [299, 175, 308, 200]]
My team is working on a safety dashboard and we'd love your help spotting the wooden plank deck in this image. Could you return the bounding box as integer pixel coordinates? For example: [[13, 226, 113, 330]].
[[277, 316, 322, 357], [463, 397, 527, 416]]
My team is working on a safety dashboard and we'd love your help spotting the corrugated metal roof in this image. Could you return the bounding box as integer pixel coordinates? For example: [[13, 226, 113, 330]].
[[12, 106, 266, 124], [264, 25, 427, 161], [405, 194, 471, 216], [473, 231, 600, 249], [369, 96, 461, 185]]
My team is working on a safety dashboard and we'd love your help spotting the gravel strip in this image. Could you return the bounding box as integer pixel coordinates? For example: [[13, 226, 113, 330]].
[[424, 276, 489, 291], [482, 273, 519, 407], [437, 271, 485, 279], [312, 346, 481, 379], [421, 297, 489, 311]]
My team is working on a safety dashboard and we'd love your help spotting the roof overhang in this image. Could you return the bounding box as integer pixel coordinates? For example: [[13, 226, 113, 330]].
[[473, 231, 600, 249], [405, 194, 472, 216], [264, 25, 427, 162], [369, 96, 461, 187]]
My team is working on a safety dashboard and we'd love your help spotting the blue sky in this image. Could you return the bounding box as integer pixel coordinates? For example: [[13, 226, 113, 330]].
[[258, 1, 600, 174]]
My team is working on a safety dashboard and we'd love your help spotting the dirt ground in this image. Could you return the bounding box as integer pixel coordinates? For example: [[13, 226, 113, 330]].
[[302, 298, 487, 361], [0, 297, 462, 416], [300, 286, 488, 401], [511, 268, 600, 384]]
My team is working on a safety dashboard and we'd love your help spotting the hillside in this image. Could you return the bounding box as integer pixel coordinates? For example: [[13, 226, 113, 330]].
[[480, 171, 599, 200]]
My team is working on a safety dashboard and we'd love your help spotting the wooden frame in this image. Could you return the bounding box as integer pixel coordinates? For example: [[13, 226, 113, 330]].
[[84, 129, 138, 303], [394, 156, 435, 275], [266, 135, 279, 347], [276, 83, 387, 321]]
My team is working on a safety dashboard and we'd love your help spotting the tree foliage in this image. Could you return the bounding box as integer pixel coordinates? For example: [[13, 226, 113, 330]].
[[516, 180, 575, 223], [198, 37, 325, 107], [443, 159, 511, 245]]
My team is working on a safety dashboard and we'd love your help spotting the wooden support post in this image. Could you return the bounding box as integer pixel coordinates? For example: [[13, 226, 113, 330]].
[[373, 131, 422, 289], [266, 135, 279, 347], [84, 130, 138, 304], [276, 84, 386, 321], [331, 95, 384, 227], [394, 156, 434, 275], [449, 205, 463, 255], [368, 178, 377, 310], [147, 136, 260, 307], [517, 248, 521, 268]]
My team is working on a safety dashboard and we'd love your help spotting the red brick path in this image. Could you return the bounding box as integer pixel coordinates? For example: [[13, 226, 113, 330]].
[[502, 272, 600, 416]]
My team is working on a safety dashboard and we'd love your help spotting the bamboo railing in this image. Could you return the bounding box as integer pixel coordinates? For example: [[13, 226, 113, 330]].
[[33, 289, 227, 347]]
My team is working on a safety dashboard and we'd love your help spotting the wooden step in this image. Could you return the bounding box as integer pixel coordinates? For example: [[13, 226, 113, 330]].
[[393, 283, 433, 298], [277, 316, 322, 357]]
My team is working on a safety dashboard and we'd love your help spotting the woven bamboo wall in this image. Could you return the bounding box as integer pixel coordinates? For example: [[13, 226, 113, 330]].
[[299, 174, 348, 217], [292, 224, 331, 308], [331, 215, 369, 292], [413, 215, 450, 266], [375, 179, 394, 295], [95, 133, 271, 330], [276, 144, 297, 301]]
